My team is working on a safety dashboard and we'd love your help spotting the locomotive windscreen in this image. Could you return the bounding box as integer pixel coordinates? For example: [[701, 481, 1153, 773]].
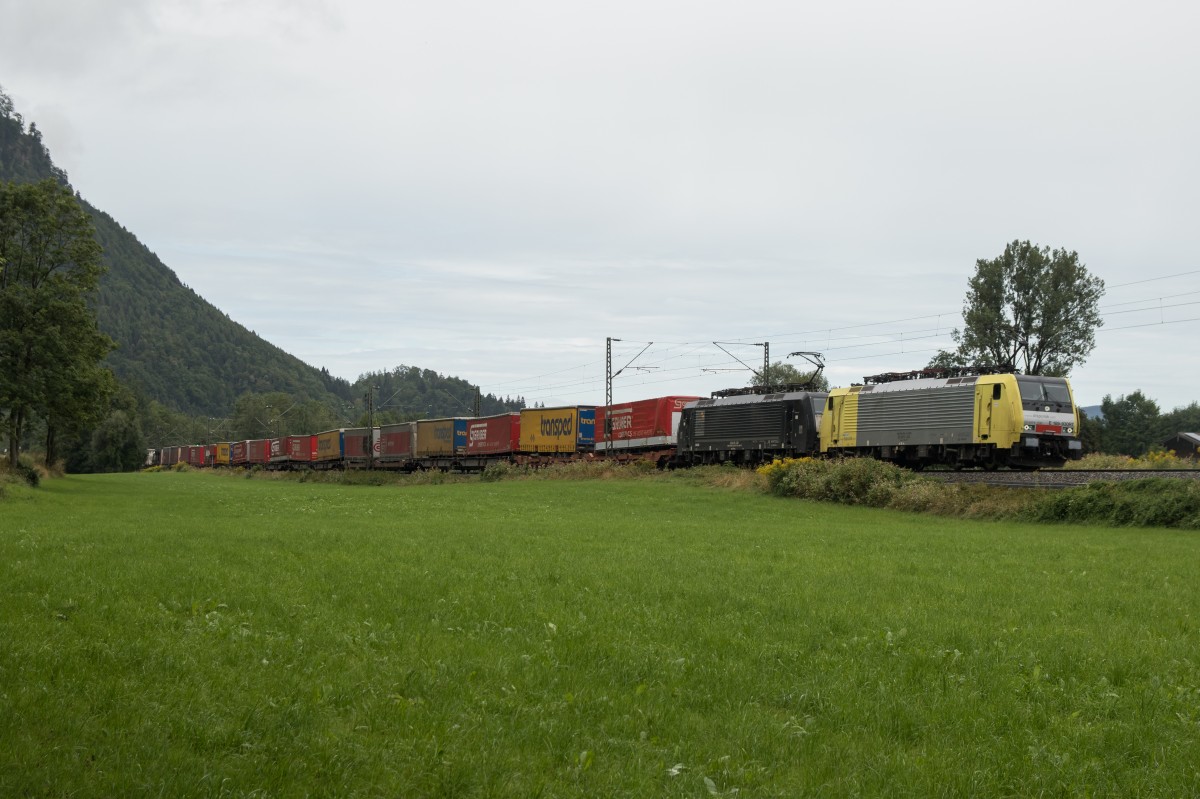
[[1016, 377, 1072, 405]]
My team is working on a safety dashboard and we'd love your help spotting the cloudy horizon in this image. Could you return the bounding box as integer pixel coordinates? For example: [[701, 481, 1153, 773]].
[[2, 0, 1197, 410]]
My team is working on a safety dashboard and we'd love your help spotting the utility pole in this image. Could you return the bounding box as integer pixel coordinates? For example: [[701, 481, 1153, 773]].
[[473, 386, 481, 417], [365, 387, 374, 470], [605, 337, 656, 454], [606, 337, 617, 455]]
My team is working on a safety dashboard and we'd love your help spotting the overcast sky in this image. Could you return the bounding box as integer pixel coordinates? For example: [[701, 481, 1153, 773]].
[[2, 0, 1198, 410]]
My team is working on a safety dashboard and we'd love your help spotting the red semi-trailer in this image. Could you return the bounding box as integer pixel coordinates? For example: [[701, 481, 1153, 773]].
[[247, 438, 271, 465], [595, 396, 700, 452], [379, 423, 416, 467], [285, 435, 317, 465], [267, 435, 315, 467], [466, 413, 521, 457]]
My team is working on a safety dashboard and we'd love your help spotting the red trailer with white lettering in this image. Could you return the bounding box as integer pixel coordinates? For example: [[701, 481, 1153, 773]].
[[267, 436, 314, 467], [466, 414, 521, 457], [595, 395, 700, 460], [285, 435, 317, 466]]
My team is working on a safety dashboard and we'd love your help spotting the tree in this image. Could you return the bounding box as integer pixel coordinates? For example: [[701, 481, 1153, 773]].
[[1, 179, 114, 467], [931, 240, 1104, 376], [1097, 391, 1164, 457], [1161, 402, 1200, 441], [753, 361, 830, 392], [89, 409, 145, 472]]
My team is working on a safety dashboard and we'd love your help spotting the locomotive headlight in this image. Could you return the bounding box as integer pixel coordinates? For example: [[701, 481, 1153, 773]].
[[1064, 424, 1075, 435], [1023, 423, 1035, 432]]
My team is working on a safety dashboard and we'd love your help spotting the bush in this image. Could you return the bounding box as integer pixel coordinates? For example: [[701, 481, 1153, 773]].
[[14, 457, 42, 487], [1138, 449, 1194, 470], [481, 461, 529, 482], [1066, 453, 1136, 470], [760, 457, 918, 507], [1026, 479, 1200, 529], [1067, 450, 1195, 470]]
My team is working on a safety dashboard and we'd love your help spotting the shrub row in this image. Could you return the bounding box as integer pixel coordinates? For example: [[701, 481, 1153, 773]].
[[758, 457, 1200, 529], [1066, 450, 1197, 470], [1024, 479, 1200, 529]]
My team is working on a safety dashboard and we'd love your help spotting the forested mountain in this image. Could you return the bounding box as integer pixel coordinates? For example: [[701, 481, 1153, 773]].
[[1, 87, 520, 426], [357, 365, 524, 423], [1, 93, 355, 414], [86, 206, 355, 413]]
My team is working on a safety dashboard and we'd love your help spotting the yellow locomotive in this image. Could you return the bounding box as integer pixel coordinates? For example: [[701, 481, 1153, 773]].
[[820, 369, 1082, 469]]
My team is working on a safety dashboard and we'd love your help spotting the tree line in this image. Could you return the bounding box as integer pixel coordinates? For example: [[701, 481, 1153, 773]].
[[1082, 393, 1200, 458]]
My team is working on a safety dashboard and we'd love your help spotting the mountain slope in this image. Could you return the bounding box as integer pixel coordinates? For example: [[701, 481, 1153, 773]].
[[2, 88, 351, 415]]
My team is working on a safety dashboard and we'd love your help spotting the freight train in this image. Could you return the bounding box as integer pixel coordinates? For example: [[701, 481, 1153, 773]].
[[148, 369, 1083, 472]]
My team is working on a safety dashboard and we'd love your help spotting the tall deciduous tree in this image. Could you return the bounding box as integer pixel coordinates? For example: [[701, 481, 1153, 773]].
[[932, 240, 1104, 376], [752, 361, 830, 392], [0, 179, 113, 467], [1097, 390, 1164, 457]]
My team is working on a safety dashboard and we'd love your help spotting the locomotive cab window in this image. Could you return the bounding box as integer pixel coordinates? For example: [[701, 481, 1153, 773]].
[[993, 384, 1002, 401], [1016, 378, 1072, 405]]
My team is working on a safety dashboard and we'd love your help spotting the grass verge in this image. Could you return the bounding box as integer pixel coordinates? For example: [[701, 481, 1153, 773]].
[[3, 471, 1200, 796]]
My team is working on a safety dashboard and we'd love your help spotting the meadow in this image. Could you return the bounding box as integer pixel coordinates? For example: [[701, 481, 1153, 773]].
[[3, 471, 1200, 797]]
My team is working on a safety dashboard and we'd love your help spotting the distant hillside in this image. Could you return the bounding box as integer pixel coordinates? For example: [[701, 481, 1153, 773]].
[[2, 87, 519, 420], [84, 205, 355, 413], [1, 89, 353, 414]]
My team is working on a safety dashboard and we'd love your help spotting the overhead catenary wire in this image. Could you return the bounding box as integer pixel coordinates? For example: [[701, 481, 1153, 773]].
[[478, 268, 1198, 403]]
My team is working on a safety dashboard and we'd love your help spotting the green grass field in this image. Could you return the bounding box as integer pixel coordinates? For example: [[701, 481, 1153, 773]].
[[3, 471, 1200, 797]]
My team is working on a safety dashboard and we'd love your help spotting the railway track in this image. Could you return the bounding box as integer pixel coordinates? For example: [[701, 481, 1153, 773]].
[[925, 469, 1200, 489]]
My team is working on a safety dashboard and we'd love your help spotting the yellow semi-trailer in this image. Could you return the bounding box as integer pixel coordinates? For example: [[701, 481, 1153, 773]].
[[820, 371, 1081, 469], [414, 418, 468, 459], [519, 406, 596, 454]]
